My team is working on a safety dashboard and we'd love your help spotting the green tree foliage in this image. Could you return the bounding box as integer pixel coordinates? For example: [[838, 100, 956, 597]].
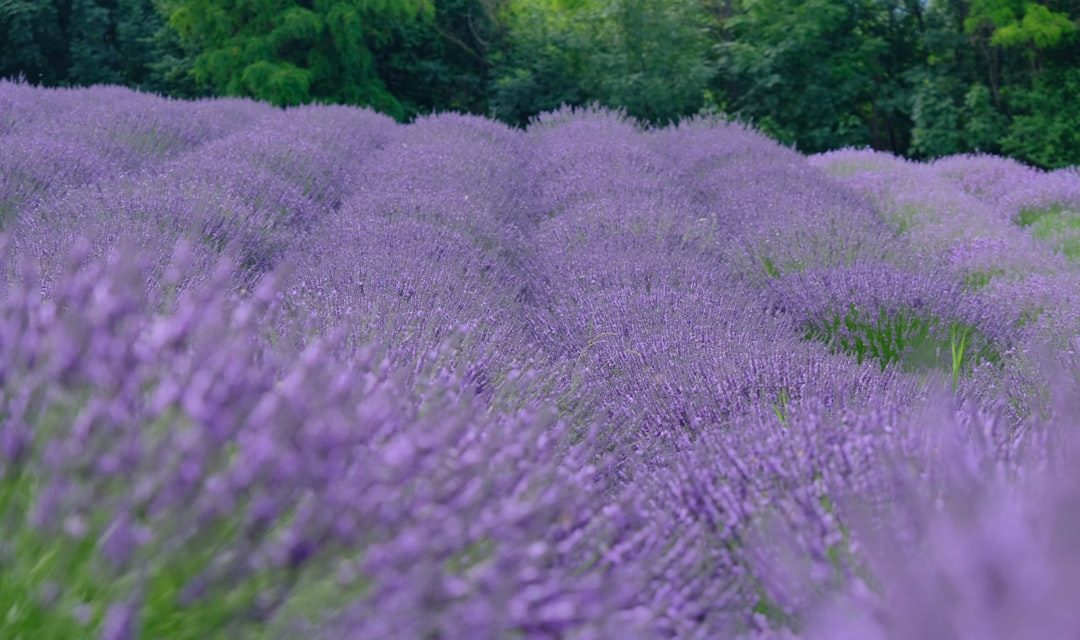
[[1002, 67, 1080, 168], [166, 0, 431, 113], [583, 0, 715, 124], [959, 0, 1080, 166], [379, 0, 500, 116], [144, 12, 209, 99], [491, 0, 716, 125], [0, 0, 66, 85], [116, 0, 166, 86], [489, 0, 587, 125], [962, 83, 1007, 152], [911, 73, 965, 157], [0, 0, 170, 90], [966, 0, 1076, 50], [68, 0, 122, 85], [910, 78, 1007, 157], [718, 0, 924, 153]]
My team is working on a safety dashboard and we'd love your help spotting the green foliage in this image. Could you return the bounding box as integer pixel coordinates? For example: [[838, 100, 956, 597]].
[[489, 0, 586, 125], [0, 398, 341, 639], [378, 0, 497, 117], [962, 268, 1005, 290], [0, 0, 66, 85], [995, 3, 1075, 48], [967, 0, 1077, 49], [0, 471, 313, 639], [0, 0, 176, 91], [167, 0, 431, 112], [911, 75, 965, 157], [1017, 203, 1080, 262], [68, 0, 122, 85], [146, 8, 210, 99], [582, 0, 716, 124], [907, 0, 1079, 163], [911, 78, 1007, 158], [962, 83, 1008, 152], [115, 0, 162, 86], [1001, 67, 1080, 168], [771, 388, 790, 425], [805, 305, 934, 371], [1015, 203, 1060, 227], [803, 304, 997, 382], [966, 0, 1024, 39], [492, 0, 715, 125], [762, 256, 781, 279], [719, 0, 923, 153]]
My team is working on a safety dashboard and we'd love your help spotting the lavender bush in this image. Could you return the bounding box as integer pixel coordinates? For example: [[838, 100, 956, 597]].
[[2, 81, 1078, 639]]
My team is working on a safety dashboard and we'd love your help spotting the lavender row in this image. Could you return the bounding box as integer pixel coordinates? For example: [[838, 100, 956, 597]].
[[6, 239, 1076, 639], [1, 83, 1079, 638], [1, 82, 273, 226], [7, 102, 397, 291]]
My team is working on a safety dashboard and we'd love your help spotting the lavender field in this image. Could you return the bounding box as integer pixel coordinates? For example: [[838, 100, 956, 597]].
[[2, 81, 1079, 639]]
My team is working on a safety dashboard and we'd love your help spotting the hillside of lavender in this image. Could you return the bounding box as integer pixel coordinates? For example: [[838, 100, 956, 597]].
[[2, 81, 1079, 639]]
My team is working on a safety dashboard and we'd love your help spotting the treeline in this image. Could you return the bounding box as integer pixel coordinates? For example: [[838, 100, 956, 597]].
[[2, 0, 1078, 167]]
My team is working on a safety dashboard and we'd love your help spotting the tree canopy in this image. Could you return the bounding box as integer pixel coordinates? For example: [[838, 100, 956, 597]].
[[166, 0, 431, 114]]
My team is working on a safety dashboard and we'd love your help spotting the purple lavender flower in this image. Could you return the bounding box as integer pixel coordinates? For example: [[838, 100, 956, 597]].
[[2, 82, 1079, 640]]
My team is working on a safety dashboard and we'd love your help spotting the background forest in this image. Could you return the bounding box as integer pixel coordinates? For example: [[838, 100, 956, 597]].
[[1, 0, 1078, 168]]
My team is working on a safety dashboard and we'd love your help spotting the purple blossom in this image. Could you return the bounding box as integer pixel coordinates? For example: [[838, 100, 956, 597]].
[[1, 82, 1078, 639]]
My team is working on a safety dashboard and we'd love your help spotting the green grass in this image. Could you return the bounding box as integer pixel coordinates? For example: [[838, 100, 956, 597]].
[[804, 304, 931, 370], [1015, 204, 1063, 227], [771, 388, 790, 426], [886, 203, 920, 234], [962, 268, 1005, 291], [0, 198, 17, 228], [0, 394, 346, 639], [1031, 213, 1080, 262], [762, 256, 780, 278], [268, 559, 371, 631], [803, 304, 998, 387], [0, 459, 344, 640], [752, 587, 793, 628], [1, 466, 114, 639], [761, 255, 806, 278], [1016, 204, 1080, 263]]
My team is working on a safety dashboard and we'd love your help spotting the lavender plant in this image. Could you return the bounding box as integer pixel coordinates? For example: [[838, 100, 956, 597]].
[[2, 82, 1078, 639]]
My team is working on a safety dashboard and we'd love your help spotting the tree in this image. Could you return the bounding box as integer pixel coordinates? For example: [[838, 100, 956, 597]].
[[964, 0, 1077, 103], [491, 0, 716, 125], [717, 0, 924, 154], [67, 0, 122, 85], [166, 0, 431, 114], [961, 0, 1080, 167], [586, 0, 716, 124], [910, 73, 965, 157], [489, 0, 588, 125], [379, 0, 502, 117], [961, 82, 1007, 153], [1002, 67, 1080, 168], [0, 0, 67, 85], [1, 0, 168, 90], [115, 0, 166, 86]]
